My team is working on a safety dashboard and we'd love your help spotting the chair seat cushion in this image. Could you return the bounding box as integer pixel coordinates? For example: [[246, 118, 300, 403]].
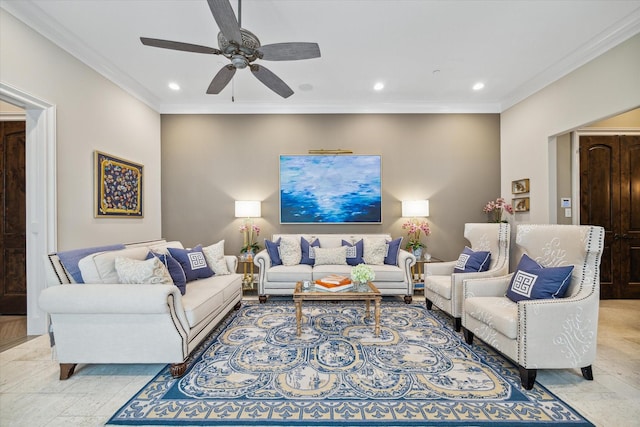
[[465, 296, 518, 339], [425, 275, 452, 300]]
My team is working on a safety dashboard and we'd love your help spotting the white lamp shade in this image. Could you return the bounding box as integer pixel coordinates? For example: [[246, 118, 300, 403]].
[[402, 200, 429, 217], [235, 200, 261, 218]]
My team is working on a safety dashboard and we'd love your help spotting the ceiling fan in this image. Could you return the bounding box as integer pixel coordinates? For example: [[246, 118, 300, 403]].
[[140, 0, 321, 98]]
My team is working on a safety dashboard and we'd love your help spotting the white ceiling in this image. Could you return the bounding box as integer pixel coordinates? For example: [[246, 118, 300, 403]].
[[3, 0, 640, 114]]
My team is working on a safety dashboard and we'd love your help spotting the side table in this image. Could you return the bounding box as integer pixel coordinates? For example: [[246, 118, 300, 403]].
[[237, 257, 258, 292], [412, 257, 442, 292]]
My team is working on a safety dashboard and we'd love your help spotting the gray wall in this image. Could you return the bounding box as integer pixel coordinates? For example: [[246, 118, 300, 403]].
[[161, 113, 500, 261]]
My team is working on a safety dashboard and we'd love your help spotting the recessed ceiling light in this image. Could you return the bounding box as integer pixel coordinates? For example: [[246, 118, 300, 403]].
[[168, 82, 181, 91], [373, 82, 385, 91], [472, 82, 485, 91]]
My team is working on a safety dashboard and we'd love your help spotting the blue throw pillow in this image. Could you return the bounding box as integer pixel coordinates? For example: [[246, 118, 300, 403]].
[[57, 243, 126, 283], [342, 239, 364, 266], [506, 254, 574, 302], [265, 238, 282, 266], [167, 245, 214, 282], [453, 247, 491, 273], [300, 237, 321, 265], [384, 237, 403, 265], [146, 251, 187, 295]]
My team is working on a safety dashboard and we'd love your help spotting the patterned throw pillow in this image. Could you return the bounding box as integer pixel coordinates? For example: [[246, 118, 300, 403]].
[[313, 246, 348, 266], [114, 256, 173, 285], [300, 237, 321, 265], [265, 238, 282, 266], [167, 245, 214, 282], [506, 254, 574, 302], [453, 247, 491, 273], [279, 236, 302, 266], [202, 240, 231, 275], [145, 251, 187, 294], [363, 237, 387, 265], [342, 239, 364, 266], [384, 237, 403, 265]]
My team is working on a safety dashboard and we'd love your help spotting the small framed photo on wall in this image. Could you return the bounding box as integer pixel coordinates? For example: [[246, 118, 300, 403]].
[[512, 178, 530, 194], [513, 197, 530, 212]]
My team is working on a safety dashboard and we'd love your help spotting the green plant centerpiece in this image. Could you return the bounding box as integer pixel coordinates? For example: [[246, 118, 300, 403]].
[[351, 264, 375, 289]]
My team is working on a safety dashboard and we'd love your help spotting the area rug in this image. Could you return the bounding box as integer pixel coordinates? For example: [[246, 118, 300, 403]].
[[108, 301, 593, 426]]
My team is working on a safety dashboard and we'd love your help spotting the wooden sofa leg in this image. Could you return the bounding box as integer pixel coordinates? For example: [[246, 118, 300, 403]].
[[404, 295, 412, 304], [59, 363, 77, 380], [454, 317, 461, 332], [258, 295, 267, 303], [581, 365, 594, 380], [426, 298, 433, 310], [170, 362, 188, 378], [462, 328, 474, 345], [234, 301, 242, 310], [519, 366, 537, 390]]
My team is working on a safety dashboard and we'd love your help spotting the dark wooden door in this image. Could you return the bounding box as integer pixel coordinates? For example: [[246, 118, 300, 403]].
[[0, 121, 27, 314], [580, 135, 640, 299]]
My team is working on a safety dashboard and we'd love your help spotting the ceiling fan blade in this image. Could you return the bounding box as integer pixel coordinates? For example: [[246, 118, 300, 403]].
[[207, 0, 242, 45], [250, 64, 294, 98], [140, 37, 221, 55], [207, 64, 236, 94], [257, 42, 321, 61]]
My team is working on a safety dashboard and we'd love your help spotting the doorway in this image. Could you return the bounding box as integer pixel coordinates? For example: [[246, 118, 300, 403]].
[[579, 134, 640, 299]]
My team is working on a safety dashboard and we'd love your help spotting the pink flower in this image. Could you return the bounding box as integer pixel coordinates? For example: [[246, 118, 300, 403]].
[[483, 197, 513, 222]]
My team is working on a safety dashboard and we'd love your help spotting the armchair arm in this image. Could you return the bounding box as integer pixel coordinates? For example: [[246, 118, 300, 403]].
[[462, 274, 512, 298], [426, 261, 456, 275]]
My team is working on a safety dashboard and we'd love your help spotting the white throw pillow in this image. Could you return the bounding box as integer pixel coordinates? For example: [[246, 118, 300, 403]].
[[78, 246, 149, 284], [115, 256, 173, 285], [314, 246, 348, 266], [280, 236, 302, 266], [202, 240, 231, 275], [363, 237, 387, 265]]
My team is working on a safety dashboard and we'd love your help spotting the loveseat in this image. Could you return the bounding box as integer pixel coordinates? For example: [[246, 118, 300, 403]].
[[254, 234, 416, 303], [39, 239, 242, 380]]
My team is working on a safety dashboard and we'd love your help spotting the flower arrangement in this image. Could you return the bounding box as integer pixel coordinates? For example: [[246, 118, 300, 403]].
[[351, 264, 375, 284], [402, 219, 431, 251], [483, 197, 514, 223], [239, 222, 261, 254]]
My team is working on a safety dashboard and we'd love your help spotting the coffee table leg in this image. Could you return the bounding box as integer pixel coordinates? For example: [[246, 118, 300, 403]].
[[374, 298, 381, 336], [365, 300, 370, 318], [295, 299, 302, 336]]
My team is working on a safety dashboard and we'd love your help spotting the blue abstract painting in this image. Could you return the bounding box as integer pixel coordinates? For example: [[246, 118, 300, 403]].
[[280, 155, 382, 223]]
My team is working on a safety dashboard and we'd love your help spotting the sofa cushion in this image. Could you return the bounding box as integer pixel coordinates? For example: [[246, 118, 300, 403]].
[[316, 236, 343, 248], [265, 238, 282, 266], [465, 296, 518, 339], [78, 246, 149, 284], [506, 254, 574, 302], [368, 264, 405, 282], [280, 236, 302, 266], [454, 247, 491, 273], [168, 245, 214, 282], [300, 237, 320, 265], [312, 264, 352, 280], [363, 237, 387, 265], [342, 239, 364, 266], [267, 264, 313, 282], [57, 243, 126, 283], [147, 241, 184, 254], [202, 240, 231, 275], [384, 237, 403, 265], [314, 246, 348, 266], [114, 256, 173, 285], [180, 274, 238, 329], [146, 251, 187, 294]]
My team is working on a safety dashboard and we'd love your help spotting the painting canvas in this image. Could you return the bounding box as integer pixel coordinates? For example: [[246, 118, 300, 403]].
[[94, 151, 143, 217], [280, 155, 382, 224]]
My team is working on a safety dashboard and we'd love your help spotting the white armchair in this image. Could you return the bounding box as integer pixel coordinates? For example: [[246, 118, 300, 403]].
[[461, 224, 605, 390], [425, 223, 510, 331]]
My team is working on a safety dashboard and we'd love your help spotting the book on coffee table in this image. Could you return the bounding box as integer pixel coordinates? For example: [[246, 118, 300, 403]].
[[315, 275, 353, 292]]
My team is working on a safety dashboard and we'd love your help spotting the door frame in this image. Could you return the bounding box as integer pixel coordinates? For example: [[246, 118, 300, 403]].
[[0, 82, 57, 335]]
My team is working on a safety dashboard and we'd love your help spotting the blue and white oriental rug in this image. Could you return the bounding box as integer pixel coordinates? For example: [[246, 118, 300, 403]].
[[108, 301, 593, 426]]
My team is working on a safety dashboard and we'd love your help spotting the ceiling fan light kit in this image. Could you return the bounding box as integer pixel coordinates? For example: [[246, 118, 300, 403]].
[[140, 0, 321, 98]]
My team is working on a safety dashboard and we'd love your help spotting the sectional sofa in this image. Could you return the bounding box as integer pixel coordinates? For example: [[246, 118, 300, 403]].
[[254, 234, 417, 303]]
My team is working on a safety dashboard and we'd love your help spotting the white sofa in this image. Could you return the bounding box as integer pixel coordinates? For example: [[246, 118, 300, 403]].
[[254, 234, 417, 303], [39, 239, 242, 380]]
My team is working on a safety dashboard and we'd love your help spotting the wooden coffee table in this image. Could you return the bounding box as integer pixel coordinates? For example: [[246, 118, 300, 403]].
[[293, 281, 382, 336]]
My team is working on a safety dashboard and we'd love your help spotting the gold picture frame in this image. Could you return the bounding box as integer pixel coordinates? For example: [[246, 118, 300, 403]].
[[513, 197, 530, 212], [512, 178, 530, 194], [94, 151, 143, 217]]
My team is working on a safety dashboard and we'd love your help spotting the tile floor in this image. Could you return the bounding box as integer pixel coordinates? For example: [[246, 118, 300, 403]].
[[0, 299, 638, 426]]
